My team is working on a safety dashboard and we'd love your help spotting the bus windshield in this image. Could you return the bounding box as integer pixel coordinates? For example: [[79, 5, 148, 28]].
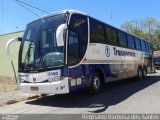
[[19, 14, 67, 72]]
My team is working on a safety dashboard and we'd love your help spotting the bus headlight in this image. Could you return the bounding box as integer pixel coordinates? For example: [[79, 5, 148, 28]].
[[48, 77, 64, 82]]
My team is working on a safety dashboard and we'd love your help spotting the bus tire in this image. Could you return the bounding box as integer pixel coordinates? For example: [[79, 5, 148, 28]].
[[137, 67, 143, 80], [142, 66, 147, 79], [89, 71, 103, 94]]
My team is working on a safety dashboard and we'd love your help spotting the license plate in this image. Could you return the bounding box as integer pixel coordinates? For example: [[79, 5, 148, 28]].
[[30, 86, 39, 91]]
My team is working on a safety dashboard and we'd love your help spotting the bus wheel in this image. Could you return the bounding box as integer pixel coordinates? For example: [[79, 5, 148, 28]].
[[142, 67, 147, 79], [137, 67, 143, 80], [89, 72, 103, 93]]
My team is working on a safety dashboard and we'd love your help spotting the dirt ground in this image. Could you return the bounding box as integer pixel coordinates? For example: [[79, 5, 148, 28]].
[[0, 77, 18, 93]]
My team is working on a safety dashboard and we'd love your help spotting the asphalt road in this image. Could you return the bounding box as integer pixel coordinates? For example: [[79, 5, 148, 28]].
[[0, 71, 160, 120]]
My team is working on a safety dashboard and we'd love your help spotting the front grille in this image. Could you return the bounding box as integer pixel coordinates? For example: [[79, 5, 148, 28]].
[[23, 80, 49, 83]]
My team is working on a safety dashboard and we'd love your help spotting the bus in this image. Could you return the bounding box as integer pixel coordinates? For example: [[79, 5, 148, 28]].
[[153, 57, 160, 70], [153, 51, 160, 70], [6, 10, 152, 94]]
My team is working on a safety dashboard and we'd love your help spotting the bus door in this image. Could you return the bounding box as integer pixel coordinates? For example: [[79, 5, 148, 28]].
[[67, 14, 89, 89]]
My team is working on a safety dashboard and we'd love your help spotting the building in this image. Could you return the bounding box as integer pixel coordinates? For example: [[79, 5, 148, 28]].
[[0, 31, 24, 78], [153, 50, 160, 58]]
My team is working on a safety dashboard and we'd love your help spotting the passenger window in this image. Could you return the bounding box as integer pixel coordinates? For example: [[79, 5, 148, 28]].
[[145, 42, 149, 52], [118, 31, 127, 47], [135, 38, 141, 50], [90, 19, 105, 43], [147, 42, 151, 52], [105, 26, 118, 46], [140, 40, 146, 51], [127, 34, 135, 49]]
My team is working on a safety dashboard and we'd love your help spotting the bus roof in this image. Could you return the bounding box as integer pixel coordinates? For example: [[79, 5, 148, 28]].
[[28, 9, 150, 43], [28, 10, 86, 24]]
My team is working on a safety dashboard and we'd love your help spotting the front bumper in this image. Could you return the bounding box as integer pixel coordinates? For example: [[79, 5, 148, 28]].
[[19, 77, 69, 94]]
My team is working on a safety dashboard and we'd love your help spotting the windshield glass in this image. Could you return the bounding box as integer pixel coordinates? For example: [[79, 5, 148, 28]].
[[19, 14, 67, 72], [19, 21, 40, 71]]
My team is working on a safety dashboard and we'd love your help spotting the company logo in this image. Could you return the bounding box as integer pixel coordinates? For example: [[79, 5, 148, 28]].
[[113, 47, 136, 57], [75, 19, 85, 28], [33, 77, 36, 83], [105, 46, 110, 57]]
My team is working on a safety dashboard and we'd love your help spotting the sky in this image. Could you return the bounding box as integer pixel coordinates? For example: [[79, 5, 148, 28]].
[[0, 0, 160, 35]]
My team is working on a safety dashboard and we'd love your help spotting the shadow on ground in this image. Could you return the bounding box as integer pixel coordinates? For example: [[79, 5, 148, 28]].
[[26, 75, 160, 113]]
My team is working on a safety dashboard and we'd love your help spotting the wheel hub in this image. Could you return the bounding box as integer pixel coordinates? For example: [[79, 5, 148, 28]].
[[93, 77, 100, 89]]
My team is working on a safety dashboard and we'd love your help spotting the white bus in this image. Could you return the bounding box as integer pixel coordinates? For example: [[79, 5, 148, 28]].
[[6, 10, 152, 94]]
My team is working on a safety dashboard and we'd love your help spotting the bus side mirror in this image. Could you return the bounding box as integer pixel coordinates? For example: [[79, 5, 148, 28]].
[[56, 24, 67, 47], [6, 37, 22, 55]]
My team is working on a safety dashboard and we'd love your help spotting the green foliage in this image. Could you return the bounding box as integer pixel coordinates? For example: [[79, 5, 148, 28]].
[[121, 18, 160, 51]]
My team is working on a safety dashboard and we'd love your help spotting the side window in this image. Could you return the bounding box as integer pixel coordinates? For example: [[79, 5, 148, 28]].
[[118, 31, 127, 47], [140, 40, 146, 51], [90, 19, 105, 43], [127, 34, 135, 49], [145, 42, 149, 52], [147, 42, 151, 52], [135, 38, 141, 50], [68, 14, 88, 66], [105, 26, 118, 46]]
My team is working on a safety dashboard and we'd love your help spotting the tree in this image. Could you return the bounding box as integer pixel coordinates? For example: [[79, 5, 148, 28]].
[[121, 18, 160, 51]]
